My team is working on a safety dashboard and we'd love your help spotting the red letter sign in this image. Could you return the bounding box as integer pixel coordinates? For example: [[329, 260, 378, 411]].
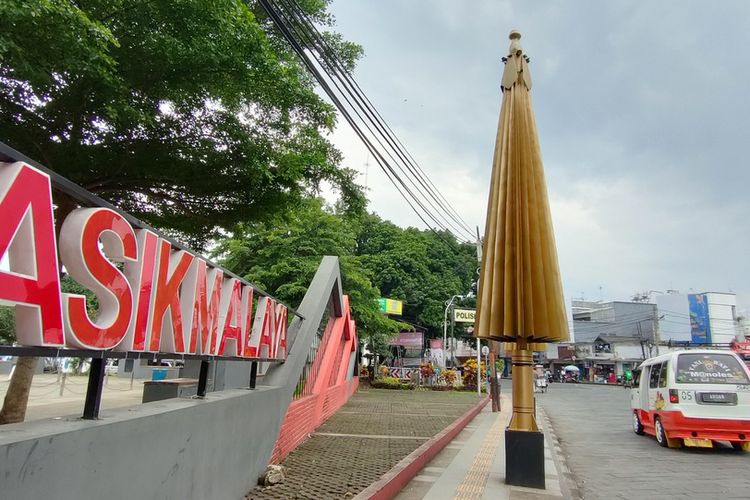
[[217, 278, 243, 356], [149, 239, 194, 352], [121, 229, 159, 351], [0, 162, 64, 346], [59, 208, 137, 349], [181, 259, 223, 355]]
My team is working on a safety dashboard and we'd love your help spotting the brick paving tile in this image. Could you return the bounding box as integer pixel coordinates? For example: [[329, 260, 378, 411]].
[[246, 388, 482, 499]]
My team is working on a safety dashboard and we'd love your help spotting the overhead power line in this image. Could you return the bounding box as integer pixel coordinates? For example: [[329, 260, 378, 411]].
[[276, 0, 475, 238], [256, 0, 476, 244]]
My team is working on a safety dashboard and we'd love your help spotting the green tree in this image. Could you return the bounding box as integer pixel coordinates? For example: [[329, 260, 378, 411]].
[[0, 307, 14, 345], [354, 213, 478, 338], [0, 0, 362, 423], [0, 0, 363, 247], [216, 201, 480, 364], [216, 198, 403, 347]]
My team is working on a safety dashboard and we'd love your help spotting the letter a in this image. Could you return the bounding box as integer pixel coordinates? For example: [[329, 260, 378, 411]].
[[0, 162, 64, 346]]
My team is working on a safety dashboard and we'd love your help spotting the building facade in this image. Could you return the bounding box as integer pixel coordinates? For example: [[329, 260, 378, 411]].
[[654, 292, 743, 344], [571, 300, 656, 343]]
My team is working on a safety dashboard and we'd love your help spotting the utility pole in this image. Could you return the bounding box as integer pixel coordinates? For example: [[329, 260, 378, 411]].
[[451, 310, 456, 367], [652, 311, 664, 356], [476, 225, 499, 410], [477, 338, 482, 396], [637, 321, 646, 360]]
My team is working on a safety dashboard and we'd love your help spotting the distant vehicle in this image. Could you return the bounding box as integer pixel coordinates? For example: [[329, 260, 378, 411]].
[[731, 340, 750, 369], [146, 359, 184, 368], [630, 350, 750, 451], [105, 359, 119, 376]]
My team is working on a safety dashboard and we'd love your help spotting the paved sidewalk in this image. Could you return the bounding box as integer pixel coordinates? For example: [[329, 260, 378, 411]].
[[247, 388, 484, 499], [395, 396, 566, 500]]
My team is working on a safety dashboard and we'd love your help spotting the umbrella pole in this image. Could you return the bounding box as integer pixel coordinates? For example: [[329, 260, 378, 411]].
[[505, 339, 545, 489], [508, 343, 538, 431]]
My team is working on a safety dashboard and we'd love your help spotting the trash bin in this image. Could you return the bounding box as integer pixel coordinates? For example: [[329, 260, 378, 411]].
[[152, 368, 168, 381]]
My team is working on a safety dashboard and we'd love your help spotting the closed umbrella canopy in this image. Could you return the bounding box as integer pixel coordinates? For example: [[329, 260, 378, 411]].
[[474, 31, 569, 346]]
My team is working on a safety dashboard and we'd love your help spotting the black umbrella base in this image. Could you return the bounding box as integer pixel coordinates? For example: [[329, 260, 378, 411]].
[[505, 429, 545, 489]]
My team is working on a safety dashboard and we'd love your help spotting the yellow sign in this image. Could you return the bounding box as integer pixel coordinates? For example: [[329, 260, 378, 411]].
[[378, 298, 403, 316], [454, 308, 476, 323]]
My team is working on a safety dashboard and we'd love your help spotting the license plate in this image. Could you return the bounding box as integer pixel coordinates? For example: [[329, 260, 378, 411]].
[[699, 392, 737, 404], [683, 438, 713, 448]]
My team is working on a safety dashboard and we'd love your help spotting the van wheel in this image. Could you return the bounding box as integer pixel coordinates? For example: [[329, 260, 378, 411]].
[[633, 412, 644, 435], [654, 417, 668, 447]]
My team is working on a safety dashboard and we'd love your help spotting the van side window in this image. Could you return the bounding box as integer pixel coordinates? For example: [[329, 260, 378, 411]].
[[649, 363, 661, 389], [659, 362, 668, 388]]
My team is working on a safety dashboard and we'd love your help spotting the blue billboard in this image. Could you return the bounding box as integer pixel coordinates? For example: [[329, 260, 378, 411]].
[[688, 293, 711, 343]]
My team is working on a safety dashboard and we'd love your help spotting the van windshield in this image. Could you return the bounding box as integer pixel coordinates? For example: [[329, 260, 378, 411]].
[[675, 353, 750, 385]]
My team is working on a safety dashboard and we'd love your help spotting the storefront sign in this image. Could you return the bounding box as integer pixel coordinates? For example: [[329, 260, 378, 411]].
[[0, 161, 287, 359]]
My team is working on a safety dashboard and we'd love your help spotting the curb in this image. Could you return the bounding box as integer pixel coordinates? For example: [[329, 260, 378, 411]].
[[353, 396, 490, 500]]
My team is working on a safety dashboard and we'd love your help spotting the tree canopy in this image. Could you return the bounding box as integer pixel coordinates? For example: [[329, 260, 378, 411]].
[[355, 214, 478, 338], [0, 0, 363, 248], [0, 0, 365, 423], [216, 199, 478, 349], [215, 198, 404, 350]]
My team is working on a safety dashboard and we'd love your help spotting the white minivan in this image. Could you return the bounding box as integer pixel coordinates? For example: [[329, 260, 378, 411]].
[[630, 349, 750, 450]]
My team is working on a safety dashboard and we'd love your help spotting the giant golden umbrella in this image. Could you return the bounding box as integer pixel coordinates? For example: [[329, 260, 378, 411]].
[[474, 31, 569, 488]]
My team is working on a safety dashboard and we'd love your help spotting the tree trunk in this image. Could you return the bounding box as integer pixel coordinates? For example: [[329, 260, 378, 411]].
[[0, 193, 77, 424], [0, 357, 38, 424]]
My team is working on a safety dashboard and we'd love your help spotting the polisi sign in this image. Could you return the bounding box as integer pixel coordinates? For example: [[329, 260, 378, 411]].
[[453, 308, 476, 323], [0, 161, 287, 360]]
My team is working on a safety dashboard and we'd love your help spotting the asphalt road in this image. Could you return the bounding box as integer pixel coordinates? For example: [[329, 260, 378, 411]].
[[538, 383, 750, 500]]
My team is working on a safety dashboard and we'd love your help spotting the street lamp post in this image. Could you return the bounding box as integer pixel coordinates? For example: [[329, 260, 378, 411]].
[[443, 294, 464, 368]]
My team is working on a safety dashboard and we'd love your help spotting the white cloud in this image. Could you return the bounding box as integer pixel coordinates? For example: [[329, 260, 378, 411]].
[[326, 0, 750, 301]]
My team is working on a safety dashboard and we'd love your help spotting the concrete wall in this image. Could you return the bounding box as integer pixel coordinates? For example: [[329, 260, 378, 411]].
[[0, 387, 286, 500], [707, 292, 737, 344], [656, 292, 740, 343], [180, 359, 253, 392], [573, 302, 656, 343], [655, 294, 691, 342], [116, 359, 179, 380], [615, 344, 645, 360]]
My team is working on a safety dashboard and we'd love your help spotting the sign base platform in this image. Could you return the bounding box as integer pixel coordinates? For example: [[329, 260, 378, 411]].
[[505, 429, 545, 489]]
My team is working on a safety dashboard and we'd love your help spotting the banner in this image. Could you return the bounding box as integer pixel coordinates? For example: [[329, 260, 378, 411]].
[[688, 293, 711, 344], [388, 331, 423, 348], [429, 339, 445, 368]]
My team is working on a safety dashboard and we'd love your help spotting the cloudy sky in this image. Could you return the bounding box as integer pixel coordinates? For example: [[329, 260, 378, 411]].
[[323, 0, 750, 305]]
